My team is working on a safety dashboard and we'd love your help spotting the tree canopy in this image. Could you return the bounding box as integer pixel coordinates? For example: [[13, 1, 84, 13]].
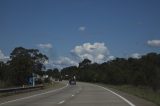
[[0, 47, 48, 86]]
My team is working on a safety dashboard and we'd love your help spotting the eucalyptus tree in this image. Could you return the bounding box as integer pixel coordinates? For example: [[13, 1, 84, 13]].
[[8, 47, 48, 85]]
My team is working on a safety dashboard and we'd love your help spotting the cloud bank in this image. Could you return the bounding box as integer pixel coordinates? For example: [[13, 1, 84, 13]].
[[0, 50, 5, 59], [0, 50, 9, 62], [53, 57, 78, 68], [44, 57, 78, 69], [147, 40, 160, 47], [38, 43, 78, 69], [38, 42, 114, 69]]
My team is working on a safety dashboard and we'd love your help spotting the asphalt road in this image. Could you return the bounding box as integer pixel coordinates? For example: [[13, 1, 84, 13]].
[[0, 82, 156, 106]]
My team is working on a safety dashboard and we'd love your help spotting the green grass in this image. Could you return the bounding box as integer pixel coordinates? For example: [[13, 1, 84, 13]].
[[102, 84, 160, 106]]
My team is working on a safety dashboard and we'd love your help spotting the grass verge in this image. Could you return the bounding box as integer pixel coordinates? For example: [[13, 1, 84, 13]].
[[101, 84, 160, 106], [43, 81, 65, 89]]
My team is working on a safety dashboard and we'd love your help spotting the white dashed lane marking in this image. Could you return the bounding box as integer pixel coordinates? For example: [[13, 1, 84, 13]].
[[58, 100, 65, 104], [0, 84, 68, 106]]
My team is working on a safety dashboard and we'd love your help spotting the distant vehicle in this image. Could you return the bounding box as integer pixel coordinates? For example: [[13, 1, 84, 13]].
[[69, 78, 76, 85]]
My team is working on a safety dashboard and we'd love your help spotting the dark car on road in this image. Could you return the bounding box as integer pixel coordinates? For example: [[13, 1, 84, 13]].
[[69, 78, 76, 85]]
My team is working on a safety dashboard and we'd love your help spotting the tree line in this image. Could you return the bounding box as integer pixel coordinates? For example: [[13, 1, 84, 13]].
[[0, 47, 48, 87], [61, 53, 160, 91], [1, 47, 160, 91]]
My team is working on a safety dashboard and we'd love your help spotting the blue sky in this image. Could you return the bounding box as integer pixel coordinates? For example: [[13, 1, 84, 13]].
[[0, 0, 160, 68]]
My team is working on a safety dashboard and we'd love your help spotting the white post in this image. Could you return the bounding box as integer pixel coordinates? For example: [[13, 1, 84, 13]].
[[32, 73, 35, 87], [74, 75, 76, 80]]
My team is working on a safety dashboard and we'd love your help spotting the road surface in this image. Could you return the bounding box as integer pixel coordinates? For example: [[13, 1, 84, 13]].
[[0, 82, 157, 106]]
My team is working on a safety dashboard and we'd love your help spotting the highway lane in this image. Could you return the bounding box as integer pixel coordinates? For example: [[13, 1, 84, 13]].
[[0, 82, 139, 106], [61, 82, 134, 106]]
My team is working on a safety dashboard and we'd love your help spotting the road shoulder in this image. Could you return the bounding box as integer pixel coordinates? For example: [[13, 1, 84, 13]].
[[97, 84, 157, 106], [0, 81, 66, 104]]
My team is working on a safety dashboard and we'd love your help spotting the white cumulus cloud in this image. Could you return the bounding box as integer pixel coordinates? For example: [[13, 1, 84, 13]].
[[71, 42, 112, 63], [38, 43, 53, 49], [78, 26, 86, 31], [54, 57, 78, 67], [147, 40, 160, 47], [40, 42, 114, 69], [130, 53, 141, 59], [0, 50, 5, 59], [108, 55, 115, 60], [0, 50, 9, 62], [45, 57, 78, 69]]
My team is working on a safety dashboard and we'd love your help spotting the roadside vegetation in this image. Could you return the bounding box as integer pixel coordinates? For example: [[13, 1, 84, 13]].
[[61, 53, 160, 92], [104, 84, 160, 106], [0, 47, 60, 88], [1, 47, 160, 105]]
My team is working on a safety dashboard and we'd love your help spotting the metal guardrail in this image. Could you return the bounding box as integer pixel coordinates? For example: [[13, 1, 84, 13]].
[[0, 85, 44, 93]]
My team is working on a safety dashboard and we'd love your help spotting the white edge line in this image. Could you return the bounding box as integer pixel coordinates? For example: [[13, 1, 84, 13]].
[[0, 84, 68, 106], [96, 85, 135, 106], [58, 100, 65, 104]]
